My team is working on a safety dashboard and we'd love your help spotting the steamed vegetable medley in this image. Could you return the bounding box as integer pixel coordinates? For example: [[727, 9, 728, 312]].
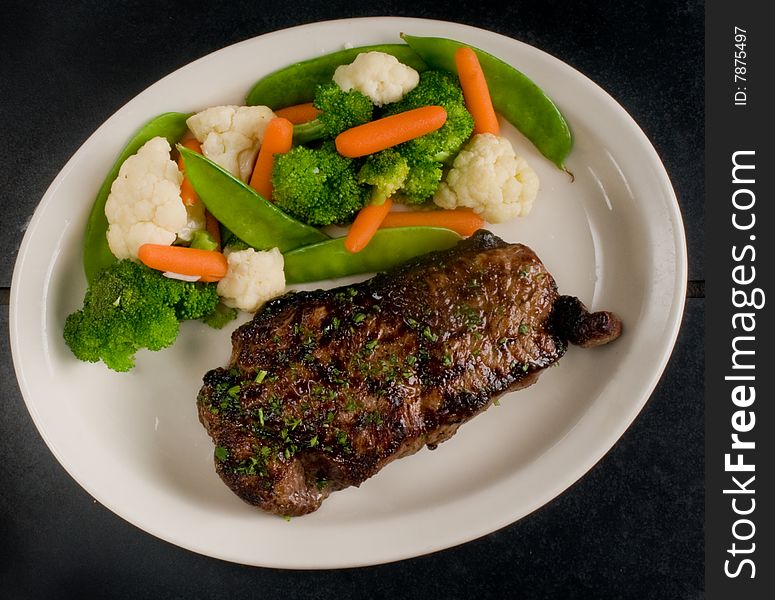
[[64, 34, 572, 371]]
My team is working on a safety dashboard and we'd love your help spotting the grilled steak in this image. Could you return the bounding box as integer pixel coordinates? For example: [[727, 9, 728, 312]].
[[197, 230, 622, 516]]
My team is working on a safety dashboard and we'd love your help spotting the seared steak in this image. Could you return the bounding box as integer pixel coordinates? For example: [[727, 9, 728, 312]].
[[197, 230, 622, 515]]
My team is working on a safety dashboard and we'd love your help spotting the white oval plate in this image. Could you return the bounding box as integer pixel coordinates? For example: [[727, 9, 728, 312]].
[[10, 18, 686, 569]]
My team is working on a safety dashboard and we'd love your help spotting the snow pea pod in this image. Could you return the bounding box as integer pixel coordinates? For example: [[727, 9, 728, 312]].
[[83, 112, 191, 282], [283, 227, 461, 284], [245, 44, 427, 109], [179, 147, 327, 252], [401, 34, 573, 169]]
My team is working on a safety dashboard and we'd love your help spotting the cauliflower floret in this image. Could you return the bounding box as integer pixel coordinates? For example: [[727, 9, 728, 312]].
[[433, 133, 539, 223], [186, 105, 276, 181], [333, 51, 420, 107], [104, 136, 188, 260], [216, 247, 285, 312]]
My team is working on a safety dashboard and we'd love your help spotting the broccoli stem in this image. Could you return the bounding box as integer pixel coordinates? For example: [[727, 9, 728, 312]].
[[370, 187, 390, 205], [190, 230, 219, 251]]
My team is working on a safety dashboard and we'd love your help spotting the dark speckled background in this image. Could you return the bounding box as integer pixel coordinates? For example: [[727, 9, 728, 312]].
[[1, 0, 704, 597]]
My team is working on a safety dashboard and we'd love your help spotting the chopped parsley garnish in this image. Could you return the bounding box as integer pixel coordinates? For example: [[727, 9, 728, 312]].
[[422, 326, 438, 342], [336, 430, 350, 448], [267, 395, 282, 413], [214, 446, 229, 462], [364, 411, 384, 426], [327, 316, 341, 332], [208, 374, 244, 414], [458, 305, 484, 331], [233, 446, 271, 477]]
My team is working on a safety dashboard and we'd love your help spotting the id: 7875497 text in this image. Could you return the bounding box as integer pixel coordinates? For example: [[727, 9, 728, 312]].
[[734, 26, 747, 106]]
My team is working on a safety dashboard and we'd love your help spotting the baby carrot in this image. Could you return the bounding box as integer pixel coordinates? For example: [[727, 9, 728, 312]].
[[274, 102, 321, 124], [137, 244, 228, 282], [177, 138, 202, 206], [455, 46, 499, 136], [335, 106, 447, 158], [249, 117, 294, 199], [379, 208, 484, 237], [344, 198, 394, 253]]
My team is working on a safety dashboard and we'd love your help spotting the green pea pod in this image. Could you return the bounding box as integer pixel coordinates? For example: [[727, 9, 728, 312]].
[[401, 34, 573, 169], [83, 112, 192, 282], [179, 147, 328, 252], [245, 44, 427, 109], [283, 227, 461, 284]]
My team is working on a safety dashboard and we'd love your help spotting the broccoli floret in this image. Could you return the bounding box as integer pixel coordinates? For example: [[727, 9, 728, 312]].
[[388, 70, 467, 109], [201, 301, 238, 329], [399, 156, 443, 205], [385, 70, 475, 163], [272, 143, 368, 226], [63, 260, 220, 372], [378, 71, 475, 205], [293, 84, 374, 145], [357, 149, 410, 204], [404, 102, 475, 164]]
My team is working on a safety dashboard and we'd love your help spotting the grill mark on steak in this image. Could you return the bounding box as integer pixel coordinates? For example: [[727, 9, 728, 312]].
[[197, 230, 622, 516]]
